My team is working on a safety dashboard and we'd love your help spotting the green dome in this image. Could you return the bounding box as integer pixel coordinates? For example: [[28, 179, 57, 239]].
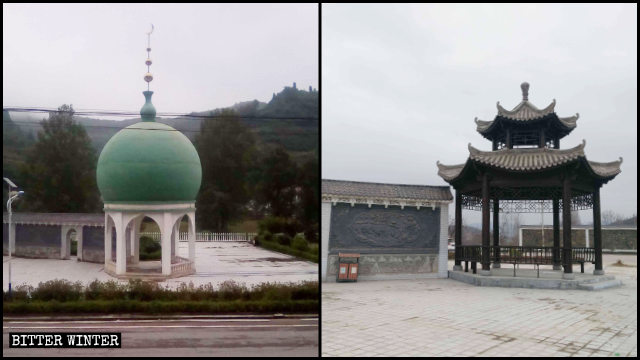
[[97, 96, 201, 203]]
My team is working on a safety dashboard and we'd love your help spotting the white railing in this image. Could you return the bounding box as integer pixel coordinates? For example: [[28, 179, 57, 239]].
[[104, 260, 116, 275], [171, 257, 194, 274], [140, 232, 257, 242]]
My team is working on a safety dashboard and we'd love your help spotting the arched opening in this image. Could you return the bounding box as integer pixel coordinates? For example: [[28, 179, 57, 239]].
[[66, 228, 77, 258], [173, 214, 191, 259], [131, 215, 163, 274]]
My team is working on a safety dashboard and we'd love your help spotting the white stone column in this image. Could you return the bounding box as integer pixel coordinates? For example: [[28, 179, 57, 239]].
[[321, 201, 332, 282], [188, 212, 196, 263], [172, 220, 178, 258], [131, 217, 140, 265], [104, 214, 112, 265], [161, 212, 173, 276], [60, 226, 69, 260], [77, 226, 83, 261], [438, 203, 449, 278], [115, 213, 127, 275]]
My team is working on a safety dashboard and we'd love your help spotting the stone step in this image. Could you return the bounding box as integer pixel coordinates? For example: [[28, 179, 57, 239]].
[[578, 275, 615, 284], [578, 279, 622, 291]]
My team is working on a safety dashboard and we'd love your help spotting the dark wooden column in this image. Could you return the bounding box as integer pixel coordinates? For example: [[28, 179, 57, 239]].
[[552, 196, 561, 270], [554, 136, 560, 149], [539, 129, 546, 148], [506, 129, 512, 149], [492, 198, 500, 267], [593, 186, 604, 275], [562, 175, 572, 274], [481, 173, 491, 271], [454, 190, 462, 270]]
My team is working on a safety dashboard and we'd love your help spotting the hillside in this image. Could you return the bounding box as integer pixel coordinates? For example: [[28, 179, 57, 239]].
[[5, 84, 318, 157]]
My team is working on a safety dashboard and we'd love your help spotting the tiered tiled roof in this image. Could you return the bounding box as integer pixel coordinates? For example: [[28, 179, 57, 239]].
[[437, 140, 623, 182], [474, 82, 578, 136], [322, 179, 452, 201], [2, 212, 105, 226]]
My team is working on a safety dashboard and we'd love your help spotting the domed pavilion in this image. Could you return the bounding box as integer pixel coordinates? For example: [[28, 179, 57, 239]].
[[97, 28, 202, 278]]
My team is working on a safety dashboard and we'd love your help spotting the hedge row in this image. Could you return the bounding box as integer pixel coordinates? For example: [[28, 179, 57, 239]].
[[4, 279, 318, 303], [3, 299, 319, 315]]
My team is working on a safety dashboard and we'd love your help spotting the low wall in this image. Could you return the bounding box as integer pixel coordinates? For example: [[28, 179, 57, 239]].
[[82, 226, 105, 263], [325, 253, 440, 282], [13, 224, 61, 259]]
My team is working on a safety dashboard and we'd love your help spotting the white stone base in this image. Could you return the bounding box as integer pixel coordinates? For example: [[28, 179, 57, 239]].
[[562, 273, 575, 280]]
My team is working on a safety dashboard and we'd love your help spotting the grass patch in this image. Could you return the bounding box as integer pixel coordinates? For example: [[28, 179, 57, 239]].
[[257, 239, 318, 263], [3, 299, 318, 315]]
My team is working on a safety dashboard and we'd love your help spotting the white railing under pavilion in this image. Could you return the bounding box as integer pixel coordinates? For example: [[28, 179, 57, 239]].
[[140, 232, 257, 242]]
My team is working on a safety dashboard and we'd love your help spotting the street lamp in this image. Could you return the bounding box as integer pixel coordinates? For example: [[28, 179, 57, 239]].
[[4, 177, 23, 297]]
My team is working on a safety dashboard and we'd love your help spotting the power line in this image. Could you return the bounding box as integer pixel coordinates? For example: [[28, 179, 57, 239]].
[[3, 107, 318, 121], [4, 119, 318, 135]]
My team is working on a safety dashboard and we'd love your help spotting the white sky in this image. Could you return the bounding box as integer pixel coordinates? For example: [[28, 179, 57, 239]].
[[3, 3, 318, 114], [322, 3, 637, 223]]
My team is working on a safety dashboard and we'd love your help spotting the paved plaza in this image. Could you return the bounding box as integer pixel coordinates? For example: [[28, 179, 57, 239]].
[[3, 242, 318, 291], [322, 254, 637, 357]]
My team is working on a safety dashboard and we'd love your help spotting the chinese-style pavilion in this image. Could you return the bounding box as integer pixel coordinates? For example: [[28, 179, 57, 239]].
[[437, 83, 622, 279]]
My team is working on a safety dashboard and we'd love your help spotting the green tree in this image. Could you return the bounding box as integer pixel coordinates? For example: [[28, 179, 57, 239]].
[[256, 146, 298, 218], [195, 109, 256, 231], [297, 154, 319, 241], [20, 105, 101, 212]]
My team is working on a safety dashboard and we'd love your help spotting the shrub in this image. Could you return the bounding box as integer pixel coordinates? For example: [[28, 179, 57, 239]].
[[258, 217, 303, 238], [218, 280, 247, 301], [85, 279, 127, 301], [292, 234, 309, 251], [140, 236, 161, 253], [3, 284, 34, 302], [304, 223, 319, 243], [262, 230, 273, 243], [128, 279, 164, 301], [30, 279, 83, 302], [275, 233, 292, 246], [139, 236, 161, 260]]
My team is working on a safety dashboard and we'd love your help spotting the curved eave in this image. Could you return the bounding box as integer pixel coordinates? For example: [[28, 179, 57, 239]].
[[497, 99, 556, 120], [468, 141, 586, 171], [475, 112, 579, 140], [436, 160, 469, 183], [583, 157, 623, 182]]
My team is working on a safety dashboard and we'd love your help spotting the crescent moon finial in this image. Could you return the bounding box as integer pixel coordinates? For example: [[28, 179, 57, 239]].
[[144, 24, 154, 90]]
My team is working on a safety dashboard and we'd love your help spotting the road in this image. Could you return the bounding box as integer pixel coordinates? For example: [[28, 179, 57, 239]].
[[3, 316, 318, 357]]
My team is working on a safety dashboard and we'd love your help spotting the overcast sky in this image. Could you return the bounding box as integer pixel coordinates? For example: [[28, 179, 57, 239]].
[[322, 3, 637, 223], [3, 3, 318, 115]]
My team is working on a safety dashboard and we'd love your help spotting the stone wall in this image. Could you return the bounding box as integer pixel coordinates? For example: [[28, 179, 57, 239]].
[[328, 203, 440, 254], [325, 203, 443, 281], [326, 253, 440, 281], [13, 224, 61, 259], [82, 226, 105, 263]]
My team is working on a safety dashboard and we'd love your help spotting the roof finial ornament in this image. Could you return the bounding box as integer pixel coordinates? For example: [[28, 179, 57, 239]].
[[144, 24, 154, 91], [140, 24, 156, 122], [521, 82, 529, 101]]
